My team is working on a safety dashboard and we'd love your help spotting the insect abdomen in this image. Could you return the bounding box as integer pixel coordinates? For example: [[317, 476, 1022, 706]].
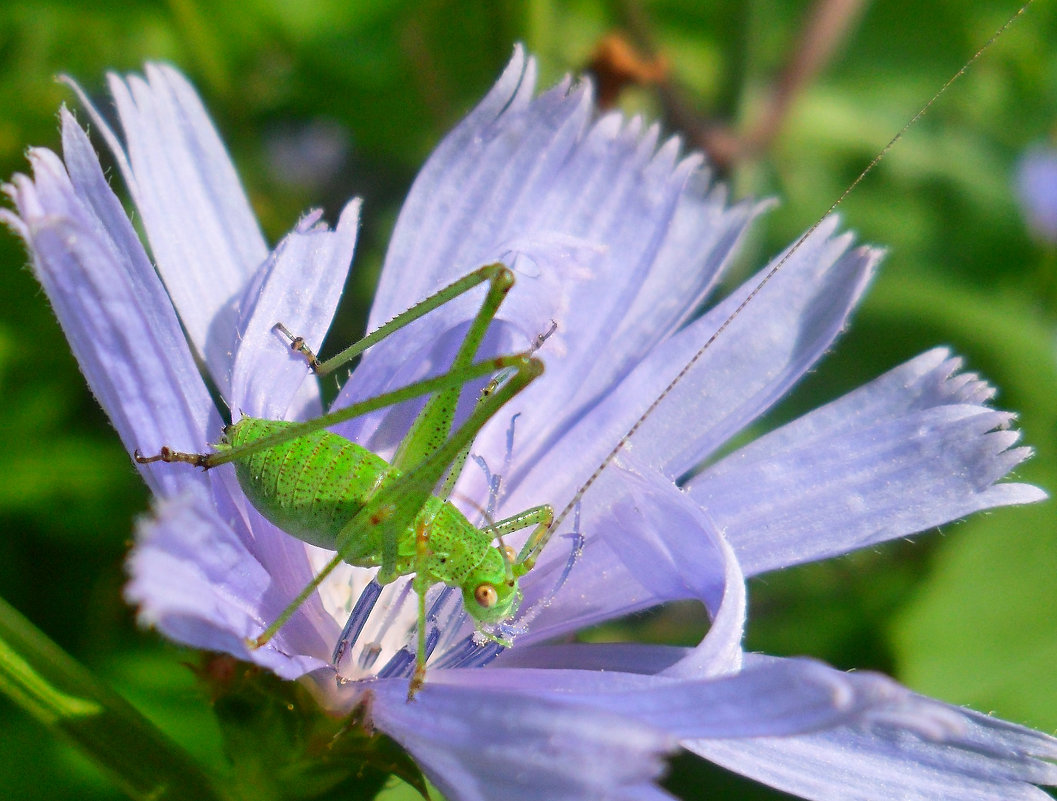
[[224, 417, 392, 551]]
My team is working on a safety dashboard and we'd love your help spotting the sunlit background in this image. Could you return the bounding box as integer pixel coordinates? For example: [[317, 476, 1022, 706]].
[[1, 2, 1055, 799]]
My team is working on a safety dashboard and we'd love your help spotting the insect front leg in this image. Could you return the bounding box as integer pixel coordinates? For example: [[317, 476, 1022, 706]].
[[482, 505, 555, 578], [511, 509, 558, 576]]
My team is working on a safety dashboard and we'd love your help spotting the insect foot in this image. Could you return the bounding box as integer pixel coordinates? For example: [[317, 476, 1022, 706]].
[[133, 447, 212, 469], [273, 321, 323, 372], [407, 665, 426, 702]]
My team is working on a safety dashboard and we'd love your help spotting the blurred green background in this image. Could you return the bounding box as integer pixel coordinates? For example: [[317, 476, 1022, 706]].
[[1, 1, 1055, 799]]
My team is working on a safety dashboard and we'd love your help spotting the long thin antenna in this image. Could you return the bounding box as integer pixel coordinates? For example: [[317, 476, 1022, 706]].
[[546, 1, 1035, 538]]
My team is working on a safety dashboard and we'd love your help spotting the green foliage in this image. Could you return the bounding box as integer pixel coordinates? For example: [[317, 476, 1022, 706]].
[[1, 1, 1055, 800], [202, 658, 427, 800], [0, 596, 231, 801]]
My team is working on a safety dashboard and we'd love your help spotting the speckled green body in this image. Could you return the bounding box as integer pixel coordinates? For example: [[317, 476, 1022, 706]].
[[221, 416, 509, 603]]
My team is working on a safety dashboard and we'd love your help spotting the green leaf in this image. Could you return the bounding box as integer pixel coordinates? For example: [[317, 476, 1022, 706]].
[[0, 595, 233, 801]]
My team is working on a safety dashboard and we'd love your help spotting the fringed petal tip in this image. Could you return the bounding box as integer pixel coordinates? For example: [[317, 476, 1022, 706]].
[[686, 657, 1057, 801], [687, 343, 1047, 576], [230, 197, 361, 422]]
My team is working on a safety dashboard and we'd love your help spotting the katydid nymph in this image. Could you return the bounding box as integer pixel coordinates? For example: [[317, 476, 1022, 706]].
[[131, 4, 1032, 703], [135, 262, 557, 698]]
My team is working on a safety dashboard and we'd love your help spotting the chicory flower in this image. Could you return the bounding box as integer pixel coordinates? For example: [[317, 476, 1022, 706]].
[[4, 48, 1054, 801]]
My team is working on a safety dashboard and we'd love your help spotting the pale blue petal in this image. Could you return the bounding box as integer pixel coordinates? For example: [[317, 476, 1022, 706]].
[[592, 458, 746, 676], [507, 449, 747, 684], [691, 348, 1047, 575], [1, 118, 219, 499], [367, 45, 538, 326], [368, 677, 676, 801], [512, 219, 879, 517], [603, 180, 769, 391], [610, 219, 880, 480], [334, 47, 760, 481], [493, 642, 686, 674], [230, 201, 361, 421], [458, 652, 1057, 799], [67, 64, 269, 398], [441, 658, 916, 740], [126, 483, 331, 679], [690, 658, 1057, 801]]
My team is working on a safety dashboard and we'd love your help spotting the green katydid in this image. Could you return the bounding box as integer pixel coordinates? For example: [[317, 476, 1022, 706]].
[[135, 262, 558, 698]]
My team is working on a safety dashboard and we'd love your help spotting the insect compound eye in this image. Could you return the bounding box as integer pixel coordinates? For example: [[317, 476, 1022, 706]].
[[474, 584, 498, 608]]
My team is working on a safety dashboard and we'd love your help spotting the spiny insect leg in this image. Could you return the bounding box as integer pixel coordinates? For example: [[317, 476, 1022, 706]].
[[248, 552, 344, 649], [276, 262, 515, 378], [195, 354, 533, 469], [487, 505, 553, 539], [134, 358, 527, 473], [393, 263, 514, 474]]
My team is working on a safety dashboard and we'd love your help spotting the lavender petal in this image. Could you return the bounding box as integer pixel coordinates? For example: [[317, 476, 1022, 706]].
[[692, 348, 1047, 575]]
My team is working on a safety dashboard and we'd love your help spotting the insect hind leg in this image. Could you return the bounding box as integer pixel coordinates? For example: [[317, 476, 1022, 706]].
[[273, 262, 515, 380]]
